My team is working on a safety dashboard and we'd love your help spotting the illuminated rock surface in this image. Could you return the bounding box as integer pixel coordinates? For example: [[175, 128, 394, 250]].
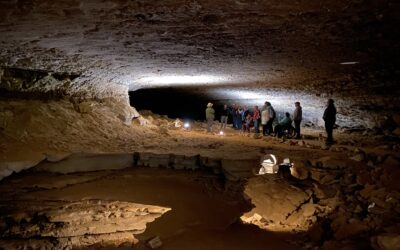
[[0, 0, 399, 249], [0, 0, 399, 128]]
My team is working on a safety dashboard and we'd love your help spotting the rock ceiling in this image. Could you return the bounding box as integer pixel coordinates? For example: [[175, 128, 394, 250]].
[[0, 0, 399, 127]]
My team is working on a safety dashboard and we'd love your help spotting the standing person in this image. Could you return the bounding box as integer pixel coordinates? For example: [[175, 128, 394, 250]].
[[323, 99, 337, 145], [293, 102, 303, 139], [241, 106, 249, 131], [230, 104, 238, 129], [205, 102, 215, 133], [253, 106, 261, 134], [261, 105, 269, 136], [243, 113, 252, 134], [265, 102, 275, 135], [220, 104, 229, 131], [237, 106, 243, 130]]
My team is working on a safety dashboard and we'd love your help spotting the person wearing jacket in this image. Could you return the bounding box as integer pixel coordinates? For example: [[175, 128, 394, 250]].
[[252, 106, 261, 134], [274, 112, 293, 137], [265, 102, 275, 135], [220, 104, 229, 131], [237, 106, 243, 130], [261, 106, 269, 136], [323, 99, 336, 144], [241, 106, 249, 127], [228, 104, 237, 129], [206, 102, 215, 133], [293, 102, 302, 139]]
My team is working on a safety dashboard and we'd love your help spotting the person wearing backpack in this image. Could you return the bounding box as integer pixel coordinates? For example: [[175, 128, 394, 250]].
[[265, 102, 275, 135]]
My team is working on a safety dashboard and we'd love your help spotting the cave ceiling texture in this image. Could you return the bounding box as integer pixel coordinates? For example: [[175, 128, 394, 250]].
[[0, 0, 399, 128]]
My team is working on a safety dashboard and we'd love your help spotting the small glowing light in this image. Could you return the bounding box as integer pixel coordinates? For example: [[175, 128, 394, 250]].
[[340, 61, 359, 65], [184, 122, 190, 128], [219, 131, 224, 135]]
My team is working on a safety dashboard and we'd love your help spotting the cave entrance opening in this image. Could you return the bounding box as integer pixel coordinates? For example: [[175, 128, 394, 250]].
[[129, 87, 217, 121]]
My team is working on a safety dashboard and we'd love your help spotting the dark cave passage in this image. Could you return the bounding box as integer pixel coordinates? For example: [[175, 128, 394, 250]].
[[129, 87, 222, 121]]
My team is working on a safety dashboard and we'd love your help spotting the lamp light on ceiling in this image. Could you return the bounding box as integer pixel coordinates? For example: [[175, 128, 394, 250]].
[[139, 75, 223, 85], [340, 61, 359, 65]]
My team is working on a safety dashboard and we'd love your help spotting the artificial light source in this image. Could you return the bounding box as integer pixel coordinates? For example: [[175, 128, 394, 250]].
[[219, 131, 224, 135], [255, 154, 294, 175], [257, 154, 278, 175], [139, 75, 224, 85], [184, 122, 190, 129], [340, 61, 359, 65]]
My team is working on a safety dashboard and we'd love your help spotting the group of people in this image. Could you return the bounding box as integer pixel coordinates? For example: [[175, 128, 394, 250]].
[[205, 98, 337, 145]]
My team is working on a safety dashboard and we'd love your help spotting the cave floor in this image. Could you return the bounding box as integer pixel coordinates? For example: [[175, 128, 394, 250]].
[[1, 102, 399, 249], [0, 167, 303, 250]]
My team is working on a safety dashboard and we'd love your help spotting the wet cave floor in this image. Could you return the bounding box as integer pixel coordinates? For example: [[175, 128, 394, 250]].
[[0, 166, 302, 250]]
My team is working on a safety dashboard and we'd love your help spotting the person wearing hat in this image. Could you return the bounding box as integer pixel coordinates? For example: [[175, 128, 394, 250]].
[[323, 99, 337, 145], [293, 101, 302, 139], [205, 102, 215, 133]]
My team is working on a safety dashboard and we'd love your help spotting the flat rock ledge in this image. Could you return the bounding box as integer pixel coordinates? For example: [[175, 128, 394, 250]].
[[0, 200, 170, 249]]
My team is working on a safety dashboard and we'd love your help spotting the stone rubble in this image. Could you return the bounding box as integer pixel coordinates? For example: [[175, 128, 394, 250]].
[[239, 151, 400, 249]]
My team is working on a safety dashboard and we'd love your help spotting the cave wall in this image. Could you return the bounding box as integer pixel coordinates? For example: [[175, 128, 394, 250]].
[[0, 0, 399, 131]]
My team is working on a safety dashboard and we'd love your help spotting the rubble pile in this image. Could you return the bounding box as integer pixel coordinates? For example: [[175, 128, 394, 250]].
[[242, 152, 400, 249]]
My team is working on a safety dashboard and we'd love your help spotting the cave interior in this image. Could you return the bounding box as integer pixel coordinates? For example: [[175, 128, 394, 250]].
[[0, 0, 400, 249]]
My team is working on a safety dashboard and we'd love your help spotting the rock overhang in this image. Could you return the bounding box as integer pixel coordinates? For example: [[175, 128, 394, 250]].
[[0, 0, 399, 129]]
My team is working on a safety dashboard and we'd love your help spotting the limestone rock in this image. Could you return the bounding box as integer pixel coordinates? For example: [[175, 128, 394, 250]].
[[0, 200, 168, 249], [350, 153, 365, 162], [147, 236, 163, 249], [34, 153, 134, 174], [0, 110, 14, 130], [310, 169, 324, 183], [311, 157, 348, 169], [290, 160, 310, 180], [77, 101, 93, 113], [382, 156, 400, 168], [312, 183, 338, 199], [0, 155, 46, 181], [392, 128, 400, 137], [301, 203, 318, 217], [393, 114, 400, 126], [159, 125, 169, 135], [333, 218, 369, 240], [243, 176, 310, 228], [356, 170, 373, 186], [320, 173, 336, 184], [3, 201, 169, 237], [371, 234, 400, 250], [45, 153, 71, 162], [379, 116, 397, 132]]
